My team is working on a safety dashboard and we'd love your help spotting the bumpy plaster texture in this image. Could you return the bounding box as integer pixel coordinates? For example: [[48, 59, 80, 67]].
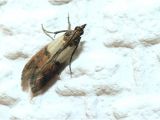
[[0, 0, 160, 119]]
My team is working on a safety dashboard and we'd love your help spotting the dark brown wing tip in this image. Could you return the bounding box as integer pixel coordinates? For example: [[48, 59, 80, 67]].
[[29, 74, 60, 98], [21, 77, 29, 92]]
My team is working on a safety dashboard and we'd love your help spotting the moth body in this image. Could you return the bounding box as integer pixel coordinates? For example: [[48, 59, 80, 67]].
[[21, 23, 86, 98]]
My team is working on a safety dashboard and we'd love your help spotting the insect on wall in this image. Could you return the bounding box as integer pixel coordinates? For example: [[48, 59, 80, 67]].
[[21, 16, 86, 98]]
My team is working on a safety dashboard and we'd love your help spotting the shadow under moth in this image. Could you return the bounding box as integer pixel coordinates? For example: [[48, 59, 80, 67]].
[[21, 16, 86, 98]]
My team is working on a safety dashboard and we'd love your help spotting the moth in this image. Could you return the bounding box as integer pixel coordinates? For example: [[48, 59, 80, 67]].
[[21, 17, 86, 98]]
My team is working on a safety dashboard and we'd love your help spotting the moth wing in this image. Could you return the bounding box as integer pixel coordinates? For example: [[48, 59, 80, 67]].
[[21, 46, 50, 91], [21, 59, 36, 91], [30, 58, 64, 97]]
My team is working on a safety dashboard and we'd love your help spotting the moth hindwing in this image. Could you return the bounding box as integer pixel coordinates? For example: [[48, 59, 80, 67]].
[[21, 18, 86, 98]]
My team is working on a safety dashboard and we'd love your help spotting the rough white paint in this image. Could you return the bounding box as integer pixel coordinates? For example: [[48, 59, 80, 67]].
[[0, 0, 160, 119]]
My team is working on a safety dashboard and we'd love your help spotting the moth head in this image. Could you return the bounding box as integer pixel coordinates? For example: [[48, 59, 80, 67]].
[[64, 24, 86, 37], [74, 24, 86, 36], [64, 24, 86, 46]]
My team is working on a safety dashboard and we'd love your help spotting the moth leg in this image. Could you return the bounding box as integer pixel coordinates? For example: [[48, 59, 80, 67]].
[[69, 55, 73, 77], [41, 24, 55, 41], [52, 13, 71, 37], [68, 13, 71, 30], [68, 40, 80, 77], [42, 24, 68, 39], [53, 30, 68, 38]]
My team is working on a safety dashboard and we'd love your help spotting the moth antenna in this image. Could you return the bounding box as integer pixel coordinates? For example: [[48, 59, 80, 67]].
[[42, 14, 71, 39], [68, 13, 71, 30], [41, 24, 54, 41]]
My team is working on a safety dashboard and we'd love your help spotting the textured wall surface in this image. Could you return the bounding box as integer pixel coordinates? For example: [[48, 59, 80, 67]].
[[0, 0, 160, 120]]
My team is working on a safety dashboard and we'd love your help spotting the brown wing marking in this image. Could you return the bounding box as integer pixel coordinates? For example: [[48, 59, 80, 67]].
[[30, 61, 66, 97], [21, 45, 50, 91]]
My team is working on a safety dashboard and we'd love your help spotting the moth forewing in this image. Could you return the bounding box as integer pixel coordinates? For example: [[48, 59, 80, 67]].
[[47, 35, 65, 54], [56, 44, 78, 63], [21, 45, 50, 92], [21, 23, 86, 98]]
